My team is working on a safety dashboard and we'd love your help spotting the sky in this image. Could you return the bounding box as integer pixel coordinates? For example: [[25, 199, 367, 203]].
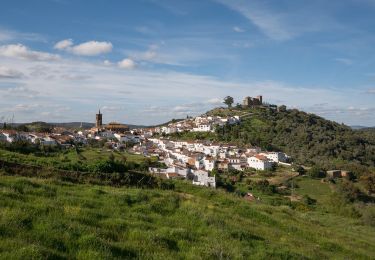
[[0, 0, 375, 126]]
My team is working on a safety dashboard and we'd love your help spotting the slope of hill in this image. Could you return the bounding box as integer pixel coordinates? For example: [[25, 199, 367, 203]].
[[0, 175, 374, 259], [210, 107, 375, 172], [4, 122, 147, 131], [351, 125, 370, 130]]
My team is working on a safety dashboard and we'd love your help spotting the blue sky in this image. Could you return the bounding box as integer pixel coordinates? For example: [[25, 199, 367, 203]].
[[0, 0, 374, 125]]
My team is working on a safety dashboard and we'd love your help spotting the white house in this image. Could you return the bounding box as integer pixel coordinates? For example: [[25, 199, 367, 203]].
[[114, 133, 127, 142], [26, 134, 39, 143], [203, 156, 216, 171], [161, 126, 177, 134], [101, 131, 115, 139], [229, 163, 243, 171], [167, 165, 192, 178], [40, 136, 57, 146], [192, 124, 213, 132], [203, 145, 220, 157], [246, 147, 262, 154], [0, 133, 6, 142], [192, 170, 216, 188], [219, 151, 228, 159], [1, 131, 19, 143], [247, 155, 274, 170], [114, 133, 141, 144], [260, 152, 288, 163]]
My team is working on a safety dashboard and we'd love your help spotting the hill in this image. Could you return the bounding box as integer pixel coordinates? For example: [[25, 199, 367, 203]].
[[3, 122, 146, 131], [351, 125, 373, 130], [0, 175, 374, 259], [209, 107, 375, 174], [153, 118, 185, 127]]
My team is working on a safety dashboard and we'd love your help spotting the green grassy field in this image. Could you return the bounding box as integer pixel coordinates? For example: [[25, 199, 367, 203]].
[[0, 147, 155, 170], [294, 177, 332, 202], [0, 175, 374, 259], [0, 147, 152, 163]]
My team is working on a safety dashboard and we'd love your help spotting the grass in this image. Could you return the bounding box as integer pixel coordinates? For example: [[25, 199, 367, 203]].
[[245, 165, 298, 186], [0, 175, 374, 259], [294, 176, 332, 204], [0, 147, 155, 169]]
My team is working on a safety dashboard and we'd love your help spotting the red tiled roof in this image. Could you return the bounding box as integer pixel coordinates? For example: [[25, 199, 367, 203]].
[[255, 155, 268, 161]]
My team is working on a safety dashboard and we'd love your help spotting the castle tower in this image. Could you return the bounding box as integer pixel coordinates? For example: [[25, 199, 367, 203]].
[[242, 96, 251, 107], [256, 95, 263, 104], [96, 109, 103, 128]]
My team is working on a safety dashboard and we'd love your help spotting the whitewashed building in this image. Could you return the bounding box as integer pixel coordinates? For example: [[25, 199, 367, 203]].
[[260, 152, 288, 163], [192, 124, 213, 132], [247, 155, 274, 170], [192, 170, 216, 188], [203, 157, 215, 171]]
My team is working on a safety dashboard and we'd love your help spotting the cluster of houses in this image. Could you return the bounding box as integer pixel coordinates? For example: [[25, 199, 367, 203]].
[[134, 115, 241, 136], [0, 126, 144, 150], [1, 102, 292, 189], [0, 129, 79, 147], [130, 137, 289, 188], [0, 110, 145, 149]]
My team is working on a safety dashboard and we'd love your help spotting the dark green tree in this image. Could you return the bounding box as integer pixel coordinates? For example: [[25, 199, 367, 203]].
[[223, 96, 234, 108]]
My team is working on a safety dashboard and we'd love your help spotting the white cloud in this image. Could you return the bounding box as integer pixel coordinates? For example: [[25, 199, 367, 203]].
[[207, 98, 223, 105], [54, 39, 113, 56], [1, 86, 39, 98], [216, 0, 294, 40], [1, 52, 374, 125], [233, 26, 245, 33], [54, 39, 73, 50], [118, 58, 136, 69], [103, 60, 112, 66], [216, 0, 339, 41], [0, 66, 24, 78], [0, 30, 13, 42], [70, 41, 112, 56], [0, 28, 46, 43], [126, 44, 159, 62], [123, 41, 232, 67], [102, 105, 125, 112], [10, 103, 40, 112], [335, 58, 353, 65], [0, 44, 60, 61]]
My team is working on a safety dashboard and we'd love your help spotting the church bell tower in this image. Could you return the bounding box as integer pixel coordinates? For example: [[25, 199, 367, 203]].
[[96, 109, 103, 128]]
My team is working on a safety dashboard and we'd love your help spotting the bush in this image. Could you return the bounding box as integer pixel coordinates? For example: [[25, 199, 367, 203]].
[[307, 166, 326, 178], [337, 180, 362, 203], [249, 179, 276, 195], [361, 206, 375, 227], [302, 195, 316, 206]]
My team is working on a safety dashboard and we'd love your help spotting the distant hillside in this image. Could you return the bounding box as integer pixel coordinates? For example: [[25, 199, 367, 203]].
[[52, 122, 94, 129], [153, 118, 185, 127], [4, 122, 146, 130], [351, 125, 375, 130], [212, 107, 375, 173]]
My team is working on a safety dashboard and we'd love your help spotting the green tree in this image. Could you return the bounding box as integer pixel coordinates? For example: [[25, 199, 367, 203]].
[[307, 167, 325, 178], [109, 152, 115, 162], [361, 174, 375, 194], [223, 96, 234, 108]]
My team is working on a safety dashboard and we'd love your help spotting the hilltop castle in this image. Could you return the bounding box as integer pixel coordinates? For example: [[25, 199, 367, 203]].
[[242, 95, 262, 107]]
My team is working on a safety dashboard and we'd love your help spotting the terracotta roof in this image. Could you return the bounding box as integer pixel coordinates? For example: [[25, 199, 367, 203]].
[[255, 155, 268, 161]]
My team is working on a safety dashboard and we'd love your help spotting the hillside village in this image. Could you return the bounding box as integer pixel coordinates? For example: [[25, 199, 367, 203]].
[[0, 95, 292, 188]]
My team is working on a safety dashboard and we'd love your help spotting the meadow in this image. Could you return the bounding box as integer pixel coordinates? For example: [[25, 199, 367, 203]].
[[0, 147, 154, 166], [0, 175, 374, 259]]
